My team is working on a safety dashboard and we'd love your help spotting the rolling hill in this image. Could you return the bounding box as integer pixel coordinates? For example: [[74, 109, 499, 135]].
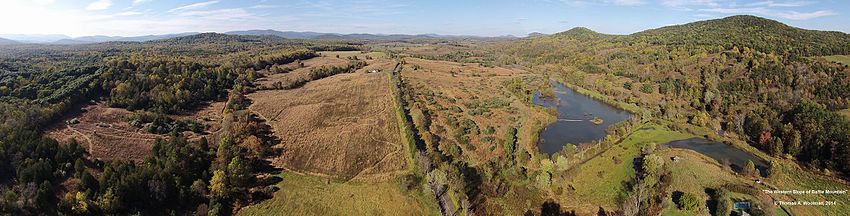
[[631, 15, 850, 56], [0, 37, 18, 45]]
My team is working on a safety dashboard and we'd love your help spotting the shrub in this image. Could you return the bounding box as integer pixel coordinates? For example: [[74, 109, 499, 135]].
[[677, 193, 702, 211]]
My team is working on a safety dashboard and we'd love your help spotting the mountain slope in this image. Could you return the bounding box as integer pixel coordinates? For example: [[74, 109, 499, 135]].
[[554, 27, 613, 40], [631, 15, 850, 56], [0, 37, 18, 45], [225, 30, 326, 39]]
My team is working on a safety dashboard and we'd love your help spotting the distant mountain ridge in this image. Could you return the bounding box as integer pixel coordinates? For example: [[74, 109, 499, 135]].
[[0, 37, 18, 45], [0, 33, 200, 44], [224, 29, 506, 40], [552, 15, 850, 56]]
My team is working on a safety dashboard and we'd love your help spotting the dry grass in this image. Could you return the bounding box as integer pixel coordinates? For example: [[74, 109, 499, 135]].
[[44, 102, 224, 163], [254, 56, 350, 88], [400, 57, 552, 164], [255, 51, 391, 89], [237, 171, 438, 216], [248, 63, 408, 181]]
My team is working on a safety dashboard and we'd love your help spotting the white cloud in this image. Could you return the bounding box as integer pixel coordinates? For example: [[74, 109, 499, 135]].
[[776, 10, 836, 20], [86, 0, 112, 11], [612, 0, 646, 6], [115, 11, 143, 16], [249, 4, 278, 9], [177, 8, 253, 20], [132, 0, 152, 6], [33, 0, 54, 5], [169, 0, 220, 13], [554, 0, 645, 7]]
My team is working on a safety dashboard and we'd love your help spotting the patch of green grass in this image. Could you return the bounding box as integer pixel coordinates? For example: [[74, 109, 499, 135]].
[[839, 109, 850, 119], [821, 55, 850, 65], [319, 51, 387, 59], [768, 160, 850, 216], [559, 123, 694, 211], [238, 172, 439, 216]]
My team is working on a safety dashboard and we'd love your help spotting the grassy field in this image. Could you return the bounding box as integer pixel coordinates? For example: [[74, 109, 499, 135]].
[[249, 66, 408, 181], [839, 109, 850, 118], [767, 159, 850, 216], [657, 149, 748, 216], [319, 51, 388, 59], [237, 172, 439, 216], [820, 55, 850, 65], [556, 123, 694, 214]]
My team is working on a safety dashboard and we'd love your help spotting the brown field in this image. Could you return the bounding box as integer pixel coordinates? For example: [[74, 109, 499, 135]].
[[44, 102, 225, 162], [248, 62, 408, 181], [255, 51, 390, 89], [400, 57, 553, 165]]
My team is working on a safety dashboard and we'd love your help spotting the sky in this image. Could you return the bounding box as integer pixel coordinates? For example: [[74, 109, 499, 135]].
[[0, 0, 847, 37]]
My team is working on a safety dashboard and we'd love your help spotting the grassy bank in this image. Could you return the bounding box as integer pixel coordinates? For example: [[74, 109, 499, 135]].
[[557, 123, 694, 213]]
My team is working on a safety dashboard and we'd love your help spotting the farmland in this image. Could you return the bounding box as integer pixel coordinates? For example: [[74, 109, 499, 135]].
[[237, 171, 438, 216], [248, 59, 409, 181]]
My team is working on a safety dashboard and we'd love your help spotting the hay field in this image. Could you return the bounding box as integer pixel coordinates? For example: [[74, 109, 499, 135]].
[[400, 57, 552, 164], [44, 102, 224, 162], [237, 171, 439, 216], [248, 66, 409, 181], [255, 51, 390, 89]]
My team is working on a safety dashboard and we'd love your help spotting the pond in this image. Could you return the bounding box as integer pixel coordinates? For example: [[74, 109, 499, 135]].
[[664, 138, 768, 176], [533, 80, 633, 155]]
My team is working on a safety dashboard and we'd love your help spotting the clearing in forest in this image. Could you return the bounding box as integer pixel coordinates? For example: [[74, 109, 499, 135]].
[[44, 102, 225, 162], [248, 65, 408, 181]]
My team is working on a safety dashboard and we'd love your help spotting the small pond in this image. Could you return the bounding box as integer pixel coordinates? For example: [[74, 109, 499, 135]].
[[533, 81, 632, 155], [664, 138, 768, 176]]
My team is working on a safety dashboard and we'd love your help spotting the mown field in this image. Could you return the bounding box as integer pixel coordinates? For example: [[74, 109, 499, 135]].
[[820, 55, 850, 65], [555, 123, 694, 214], [237, 172, 439, 216], [249, 66, 408, 180]]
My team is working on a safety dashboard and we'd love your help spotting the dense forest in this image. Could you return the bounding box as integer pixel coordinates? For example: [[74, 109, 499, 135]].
[[0, 34, 357, 215]]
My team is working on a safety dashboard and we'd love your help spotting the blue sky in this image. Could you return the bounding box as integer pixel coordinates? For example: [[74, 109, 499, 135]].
[[0, 0, 847, 37]]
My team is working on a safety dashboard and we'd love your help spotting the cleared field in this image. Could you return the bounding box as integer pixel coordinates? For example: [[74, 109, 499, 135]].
[[840, 109, 850, 118], [401, 57, 552, 164], [255, 51, 391, 89], [556, 123, 694, 214], [254, 56, 350, 88], [767, 158, 850, 216], [248, 66, 408, 181], [237, 172, 438, 216], [821, 55, 850, 65], [45, 104, 160, 162], [44, 102, 224, 162]]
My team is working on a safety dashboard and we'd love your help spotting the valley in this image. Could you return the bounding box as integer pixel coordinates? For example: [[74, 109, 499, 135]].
[[0, 13, 849, 216]]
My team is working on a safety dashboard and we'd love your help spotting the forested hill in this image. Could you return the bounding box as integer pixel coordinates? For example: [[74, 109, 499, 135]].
[[552, 15, 850, 56], [497, 14, 850, 182], [630, 15, 850, 56], [554, 27, 612, 40]]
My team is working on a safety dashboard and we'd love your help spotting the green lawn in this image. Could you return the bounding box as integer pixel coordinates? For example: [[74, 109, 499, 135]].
[[768, 160, 850, 216], [558, 123, 694, 212], [821, 55, 850, 65], [238, 172, 440, 216]]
